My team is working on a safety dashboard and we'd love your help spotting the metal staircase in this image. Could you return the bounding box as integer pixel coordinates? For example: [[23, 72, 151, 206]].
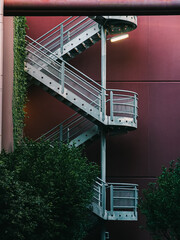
[[26, 35, 138, 130], [25, 16, 139, 224]]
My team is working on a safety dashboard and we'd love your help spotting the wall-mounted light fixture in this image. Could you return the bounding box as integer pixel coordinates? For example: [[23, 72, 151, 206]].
[[110, 33, 129, 42]]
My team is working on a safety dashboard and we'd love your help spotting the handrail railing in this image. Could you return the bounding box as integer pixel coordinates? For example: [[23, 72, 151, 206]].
[[26, 35, 102, 110], [26, 35, 138, 125], [93, 178, 138, 217], [31, 16, 97, 54], [106, 89, 138, 124], [26, 35, 104, 90], [36, 112, 96, 145]]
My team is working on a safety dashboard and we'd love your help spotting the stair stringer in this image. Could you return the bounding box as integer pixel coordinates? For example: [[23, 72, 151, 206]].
[[69, 125, 99, 147]]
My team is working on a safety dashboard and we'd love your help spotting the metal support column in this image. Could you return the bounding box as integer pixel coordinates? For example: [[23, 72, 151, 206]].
[[101, 26, 106, 122], [101, 130, 106, 182], [100, 24, 107, 187], [101, 26, 107, 240]]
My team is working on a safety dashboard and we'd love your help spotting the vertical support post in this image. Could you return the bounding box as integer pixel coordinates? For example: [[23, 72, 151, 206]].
[[110, 184, 114, 216], [101, 25, 107, 240], [134, 94, 137, 124], [98, 93, 101, 112], [61, 61, 65, 94], [60, 24, 63, 55], [134, 186, 138, 217], [101, 26, 106, 122], [67, 127, 70, 142], [101, 130, 106, 183], [110, 91, 113, 121], [59, 124, 63, 142], [101, 130, 106, 217], [98, 185, 101, 206], [102, 182, 106, 217]]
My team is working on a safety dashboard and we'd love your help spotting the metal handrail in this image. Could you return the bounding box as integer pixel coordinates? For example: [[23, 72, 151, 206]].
[[35, 17, 74, 43], [37, 18, 91, 52], [36, 114, 82, 141], [27, 45, 102, 102], [26, 35, 104, 90], [33, 16, 97, 55], [107, 88, 138, 97], [36, 17, 83, 46], [37, 113, 95, 144], [93, 178, 138, 215], [26, 39, 103, 111]]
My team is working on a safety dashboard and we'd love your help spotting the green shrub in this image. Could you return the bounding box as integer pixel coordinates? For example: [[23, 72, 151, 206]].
[[0, 140, 98, 240], [139, 159, 180, 240]]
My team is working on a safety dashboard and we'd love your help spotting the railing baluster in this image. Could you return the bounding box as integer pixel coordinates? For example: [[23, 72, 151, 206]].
[[102, 182, 106, 217], [60, 24, 63, 55], [60, 124, 63, 142], [61, 61, 65, 94], [102, 90, 106, 121], [110, 91, 114, 121], [110, 185, 114, 216], [98, 93, 101, 112], [98, 185, 101, 207], [134, 94, 137, 124], [67, 127, 70, 142], [134, 186, 138, 217]]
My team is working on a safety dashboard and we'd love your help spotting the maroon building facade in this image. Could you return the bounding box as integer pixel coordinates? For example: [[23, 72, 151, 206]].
[[23, 15, 180, 240]]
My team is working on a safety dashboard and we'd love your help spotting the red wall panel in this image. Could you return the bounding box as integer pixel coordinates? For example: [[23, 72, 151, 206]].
[[69, 16, 180, 82]]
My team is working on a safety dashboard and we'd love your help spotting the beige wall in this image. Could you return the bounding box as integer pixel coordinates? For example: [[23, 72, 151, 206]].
[[2, 17, 14, 152]]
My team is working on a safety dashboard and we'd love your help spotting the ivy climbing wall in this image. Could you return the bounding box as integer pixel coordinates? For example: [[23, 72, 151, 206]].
[[13, 16, 27, 148]]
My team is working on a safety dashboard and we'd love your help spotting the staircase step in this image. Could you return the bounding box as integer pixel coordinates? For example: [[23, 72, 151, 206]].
[[77, 43, 87, 51], [82, 42, 87, 49], [74, 47, 80, 53], [89, 37, 94, 44]]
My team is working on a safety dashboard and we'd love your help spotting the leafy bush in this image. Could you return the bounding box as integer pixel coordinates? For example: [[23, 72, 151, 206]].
[[0, 140, 98, 240], [139, 159, 180, 240]]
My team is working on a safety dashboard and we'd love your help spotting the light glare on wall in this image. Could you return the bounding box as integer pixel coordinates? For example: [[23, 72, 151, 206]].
[[110, 34, 129, 42]]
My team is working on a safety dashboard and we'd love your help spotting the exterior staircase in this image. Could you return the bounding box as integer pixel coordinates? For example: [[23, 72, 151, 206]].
[[25, 16, 138, 222], [26, 35, 138, 130]]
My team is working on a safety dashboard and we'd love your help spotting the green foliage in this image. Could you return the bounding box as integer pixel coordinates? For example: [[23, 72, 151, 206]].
[[13, 16, 27, 147], [0, 140, 98, 240], [139, 160, 180, 240]]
